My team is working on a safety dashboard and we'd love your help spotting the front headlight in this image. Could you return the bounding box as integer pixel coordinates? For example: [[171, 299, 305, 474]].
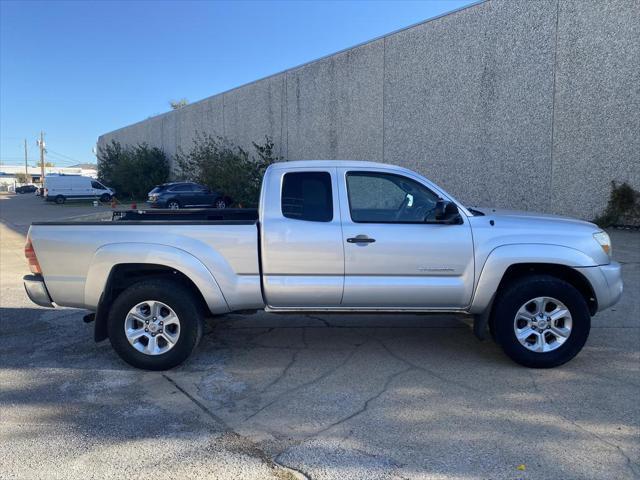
[[593, 231, 612, 257]]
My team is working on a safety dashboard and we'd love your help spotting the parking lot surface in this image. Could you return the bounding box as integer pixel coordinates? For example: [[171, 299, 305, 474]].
[[1, 193, 638, 479]]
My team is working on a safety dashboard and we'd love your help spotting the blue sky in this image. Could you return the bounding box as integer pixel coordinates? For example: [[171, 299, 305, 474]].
[[1, 0, 473, 167]]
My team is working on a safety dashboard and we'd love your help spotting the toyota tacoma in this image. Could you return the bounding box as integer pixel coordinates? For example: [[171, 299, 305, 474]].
[[23, 161, 623, 370]]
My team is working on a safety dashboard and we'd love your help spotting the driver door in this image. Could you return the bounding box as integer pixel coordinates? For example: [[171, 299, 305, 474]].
[[337, 168, 475, 309]]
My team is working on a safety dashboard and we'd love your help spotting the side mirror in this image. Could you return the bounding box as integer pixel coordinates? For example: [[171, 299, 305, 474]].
[[433, 200, 461, 224]]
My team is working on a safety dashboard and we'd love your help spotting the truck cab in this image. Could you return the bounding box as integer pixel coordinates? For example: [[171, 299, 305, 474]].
[[260, 162, 474, 310]]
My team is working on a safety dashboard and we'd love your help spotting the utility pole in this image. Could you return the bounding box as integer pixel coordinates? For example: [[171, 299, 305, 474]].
[[24, 139, 28, 177], [37, 131, 45, 185]]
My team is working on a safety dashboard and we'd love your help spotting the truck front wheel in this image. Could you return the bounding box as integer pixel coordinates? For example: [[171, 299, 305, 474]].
[[491, 275, 590, 368], [107, 280, 203, 370]]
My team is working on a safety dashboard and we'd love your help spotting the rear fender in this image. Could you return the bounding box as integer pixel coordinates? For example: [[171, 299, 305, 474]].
[[84, 243, 230, 315]]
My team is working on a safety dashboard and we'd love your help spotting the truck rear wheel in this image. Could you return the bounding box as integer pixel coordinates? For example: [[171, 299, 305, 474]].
[[491, 275, 590, 368], [107, 279, 203, 370], [55, 195, 65, 204]]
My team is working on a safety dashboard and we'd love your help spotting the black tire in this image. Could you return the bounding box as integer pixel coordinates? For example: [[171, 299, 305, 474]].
[[107, 279, 204, 370], [491, 275, 590, 368], [100, 193, 112, 203], [55, 195, 65, 204], [167, 199, 180, 210], [213, 197, 227, 209]]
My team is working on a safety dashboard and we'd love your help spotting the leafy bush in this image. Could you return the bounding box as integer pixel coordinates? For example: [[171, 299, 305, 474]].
[[98, 141, 170, 200], [175, 133, 281, 207], [593, 181, 640, 227], [169, 98, 189, 110], [15, 172, 30, 184]]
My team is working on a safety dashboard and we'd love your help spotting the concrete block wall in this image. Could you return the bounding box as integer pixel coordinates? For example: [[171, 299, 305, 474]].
[[98, 0, 640, 220]]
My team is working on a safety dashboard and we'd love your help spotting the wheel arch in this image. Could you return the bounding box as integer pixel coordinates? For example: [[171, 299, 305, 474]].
[[470, 244, 599, 317], [86, 243, 230, 341], [496, 263, 597, 315]]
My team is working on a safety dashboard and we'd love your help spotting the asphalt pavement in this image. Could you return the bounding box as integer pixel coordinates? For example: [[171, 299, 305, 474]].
[[1, 193, 638, 480]]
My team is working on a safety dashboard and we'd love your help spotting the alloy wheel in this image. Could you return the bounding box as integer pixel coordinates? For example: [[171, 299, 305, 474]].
[[124, 300, 181, 355], [513, 296, 573, 353]]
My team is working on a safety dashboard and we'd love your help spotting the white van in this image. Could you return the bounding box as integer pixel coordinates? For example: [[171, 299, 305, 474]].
[[44, 174, 114, 204]]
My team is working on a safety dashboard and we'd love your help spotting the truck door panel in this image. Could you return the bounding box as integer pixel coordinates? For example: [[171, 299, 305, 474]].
[[338, 168, 474, 308], [260, 168, 344, 307]]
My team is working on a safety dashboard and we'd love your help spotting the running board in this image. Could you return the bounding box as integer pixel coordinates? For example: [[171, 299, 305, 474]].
[[264, 306, 469, 314]]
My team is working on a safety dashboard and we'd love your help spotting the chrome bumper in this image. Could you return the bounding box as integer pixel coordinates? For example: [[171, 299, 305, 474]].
[[576, 261, 623, 313], [23, 274, 54, 307]]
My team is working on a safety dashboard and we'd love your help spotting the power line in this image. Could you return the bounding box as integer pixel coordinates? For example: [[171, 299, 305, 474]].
[[46, 148, 85, 164], [44, 153, 77, 165]]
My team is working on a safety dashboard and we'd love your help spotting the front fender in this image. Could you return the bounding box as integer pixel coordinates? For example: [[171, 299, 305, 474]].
[[469, 243, 598, 314], [84, 243, 230, 314]]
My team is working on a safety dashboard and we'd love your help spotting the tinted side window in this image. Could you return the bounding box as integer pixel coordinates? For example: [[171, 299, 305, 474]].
[[170, 184, 192, 192], [281, 172, 333, 222], [346, 172, 439, 223], [91, 181, 103, 189]]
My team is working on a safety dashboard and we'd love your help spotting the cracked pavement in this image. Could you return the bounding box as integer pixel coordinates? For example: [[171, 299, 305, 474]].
[[1, 194, 639, 479]]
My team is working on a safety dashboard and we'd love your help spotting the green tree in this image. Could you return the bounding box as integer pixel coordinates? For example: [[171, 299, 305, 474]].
[[98, 140, 170, 199], [15, 172, 30, 184], [97, 140, 125, 189], [175, 134, 281, 207]]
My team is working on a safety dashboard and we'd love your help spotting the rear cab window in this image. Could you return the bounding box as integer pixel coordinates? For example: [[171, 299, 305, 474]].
[[281, 172, 333, 222]]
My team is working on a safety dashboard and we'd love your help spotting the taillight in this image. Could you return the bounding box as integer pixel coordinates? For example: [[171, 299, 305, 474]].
[[25, 238, 42, 274]]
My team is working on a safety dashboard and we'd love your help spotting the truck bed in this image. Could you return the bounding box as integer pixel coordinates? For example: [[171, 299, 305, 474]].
[[29, 210, 263, 313]]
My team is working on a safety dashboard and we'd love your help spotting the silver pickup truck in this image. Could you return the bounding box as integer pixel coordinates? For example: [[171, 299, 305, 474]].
[[24, 161, 623, 370]]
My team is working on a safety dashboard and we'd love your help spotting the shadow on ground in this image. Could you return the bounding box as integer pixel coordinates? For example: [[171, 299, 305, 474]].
[[1, 306, 638, 479]]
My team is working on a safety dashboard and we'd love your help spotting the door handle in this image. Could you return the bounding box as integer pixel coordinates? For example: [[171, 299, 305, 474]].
[[347, 236, 376, 244]]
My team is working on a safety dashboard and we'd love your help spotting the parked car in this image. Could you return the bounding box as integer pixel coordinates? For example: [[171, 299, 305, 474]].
[[24, 161, 622, 371], [15, 184, 38, 194], [147, 182, 230, 209], [44, 174, 114, 204]]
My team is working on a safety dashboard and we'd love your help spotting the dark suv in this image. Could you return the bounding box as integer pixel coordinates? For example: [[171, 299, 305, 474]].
[[147, 182, 230, 209], [15, 184, 38, 194]]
